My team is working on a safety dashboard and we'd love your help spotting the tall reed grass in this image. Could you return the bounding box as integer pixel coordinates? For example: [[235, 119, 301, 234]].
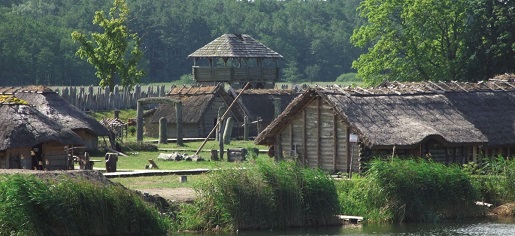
[[466, 155, 515, 205], [177, 159, 340, 231], [0, 174, 169, 235], [337, 158, 482, 223]]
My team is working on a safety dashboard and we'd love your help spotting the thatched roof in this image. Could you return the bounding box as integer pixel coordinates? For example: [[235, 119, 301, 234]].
[[149, 85, 244, 124], [0, 103, 84, 150], [1, 86, 110, 136], [230, 89, 299, 124], [255, 80, 515, 148], [188, 34, 283, 59]]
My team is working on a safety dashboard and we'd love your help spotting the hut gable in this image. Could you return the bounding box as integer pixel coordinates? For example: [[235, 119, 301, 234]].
[[150, 85, 225, 124], [1, 86, 110, 137], [188, 34, 283, 59]]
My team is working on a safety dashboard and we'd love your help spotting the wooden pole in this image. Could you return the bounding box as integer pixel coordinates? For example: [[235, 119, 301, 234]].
[[195, 82, 251, 155]]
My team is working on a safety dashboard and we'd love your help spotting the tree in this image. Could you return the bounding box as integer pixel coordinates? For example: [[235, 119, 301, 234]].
[[460, 0, 515, 80], [71, 0, 144, 91], [351, 0, 470, 85]]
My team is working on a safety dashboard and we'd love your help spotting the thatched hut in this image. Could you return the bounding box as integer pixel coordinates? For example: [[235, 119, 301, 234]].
[[0, 95, 84, 170], [144, 84, 244, 138], [188, 34, 283, 89], [254, 80, 515, 173], [0, 86, 111, 152], [229, 88, 299, 137]]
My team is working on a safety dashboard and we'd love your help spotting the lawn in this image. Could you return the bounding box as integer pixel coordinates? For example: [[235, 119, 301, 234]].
[[90, 140, 267, 171]]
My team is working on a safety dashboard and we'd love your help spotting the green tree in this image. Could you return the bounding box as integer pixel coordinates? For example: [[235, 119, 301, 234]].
[[351, 0, 470, 85], [71, 0, 144, 91]]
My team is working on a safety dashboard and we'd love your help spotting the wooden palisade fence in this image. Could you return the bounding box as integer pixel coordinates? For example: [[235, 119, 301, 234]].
[[55, 84, 167, 111]]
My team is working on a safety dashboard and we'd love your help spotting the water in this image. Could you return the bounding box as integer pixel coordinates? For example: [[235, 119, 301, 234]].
[[177, 217, 515, 236]]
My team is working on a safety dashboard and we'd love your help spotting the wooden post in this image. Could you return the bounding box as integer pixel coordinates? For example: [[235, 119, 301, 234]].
[[223, 117, 234, 145], [243, 115, 249, 141], [216, 106, 226, 141], [176, 102, 183, 146], [257, 116, 262, 134], [136, 101, 143, 142], [317, 98, 321, 168], [273, 97, 281, 119], [333, 113, 338, 172], [195, 82, 251, 156], [302, 110, 307, 166], [159, 117, 167, 144]]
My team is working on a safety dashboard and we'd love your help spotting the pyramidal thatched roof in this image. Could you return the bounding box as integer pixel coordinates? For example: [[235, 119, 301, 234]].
[[0, 103, 84, 150], [188, 34, 283, 59], [1, 86, 110, 136], [255, 80, 515, 148]]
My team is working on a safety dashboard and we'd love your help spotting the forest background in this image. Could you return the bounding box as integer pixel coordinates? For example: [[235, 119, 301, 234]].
[[0, 0, 513, 87]]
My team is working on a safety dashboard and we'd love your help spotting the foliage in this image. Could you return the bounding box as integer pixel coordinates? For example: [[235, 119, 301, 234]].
[[337, 158, 481, 223], [465, 155, 515, 205], [0, 174, 169, 235], [177, 159, 340, 231], [335, 72, 359, 83], [352, 0, 470, 85], [71, 0, 144, 91], [0, 0, 363, 86], [352, 0, 515, 85]]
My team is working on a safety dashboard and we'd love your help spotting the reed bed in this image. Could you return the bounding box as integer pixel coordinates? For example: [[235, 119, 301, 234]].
[[176, 159, 340, 231], [0, 174, 169, 235], [337, 158, 482, 223]]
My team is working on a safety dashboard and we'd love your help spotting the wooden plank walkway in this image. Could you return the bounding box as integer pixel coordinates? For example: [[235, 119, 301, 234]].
[[102, 168, 210, 178], [337, 215, 364, 224]]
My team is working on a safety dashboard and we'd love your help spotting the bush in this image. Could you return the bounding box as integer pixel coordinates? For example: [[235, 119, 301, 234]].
[[366, 158, 481, 222], [0, 174, 169, 235], [123, 142, 158, 151], [467, 155, 515, 205], [336, 73, 359, 82], [177, 159, 340, 231]]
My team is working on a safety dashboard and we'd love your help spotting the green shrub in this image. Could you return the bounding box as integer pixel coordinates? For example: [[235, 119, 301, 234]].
[[0, 174, 169, 235], [337, 158, 482, 223], [366, 158, 481, 222], [123, 142, 158, 151], [335, 73, 359, 82], [468, 155, 515, 204], [178, 159, 340, 231]]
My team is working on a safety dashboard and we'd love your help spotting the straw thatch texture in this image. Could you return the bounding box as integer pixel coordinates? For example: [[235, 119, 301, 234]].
[[0, 104, 84, 150], [149, 85, 244, 124], [150, 86, 220, 124], [12, 86, 110, 137], [325, 92, 487, 148], [188, 34, 283, 59], [446, 91, 515, 147], [255, 85, 491, 148]]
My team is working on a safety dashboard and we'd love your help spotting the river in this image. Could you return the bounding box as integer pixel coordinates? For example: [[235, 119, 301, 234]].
[[177, 217, 515, 236]]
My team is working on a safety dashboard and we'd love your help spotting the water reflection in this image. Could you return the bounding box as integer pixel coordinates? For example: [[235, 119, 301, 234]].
[[176, 217, 515, 236]]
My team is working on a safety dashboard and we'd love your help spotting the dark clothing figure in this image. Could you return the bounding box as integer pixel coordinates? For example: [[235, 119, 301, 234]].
[[31, 151, 37, 170]]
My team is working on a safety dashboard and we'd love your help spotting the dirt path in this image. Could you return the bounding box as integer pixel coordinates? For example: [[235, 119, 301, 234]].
[[137, 187, 197, 202]]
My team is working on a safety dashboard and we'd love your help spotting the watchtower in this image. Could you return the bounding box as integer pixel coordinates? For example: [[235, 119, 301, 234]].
[[188, 34, 283, 89]]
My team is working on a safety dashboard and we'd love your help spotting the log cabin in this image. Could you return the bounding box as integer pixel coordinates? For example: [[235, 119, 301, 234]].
[[255, 78, 515, 173]]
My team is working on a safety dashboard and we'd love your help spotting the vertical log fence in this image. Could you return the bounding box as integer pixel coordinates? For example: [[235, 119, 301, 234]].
[[55, 84, 167, 111]]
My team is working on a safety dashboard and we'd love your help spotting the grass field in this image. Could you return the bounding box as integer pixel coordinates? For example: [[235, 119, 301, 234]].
[[89, 140, 267, 171]]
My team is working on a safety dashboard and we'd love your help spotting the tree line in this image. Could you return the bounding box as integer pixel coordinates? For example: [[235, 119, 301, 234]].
[[0, 0, 513, 87]]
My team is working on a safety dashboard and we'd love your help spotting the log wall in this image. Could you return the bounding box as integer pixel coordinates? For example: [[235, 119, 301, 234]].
[[278, 97, 355, 173]]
